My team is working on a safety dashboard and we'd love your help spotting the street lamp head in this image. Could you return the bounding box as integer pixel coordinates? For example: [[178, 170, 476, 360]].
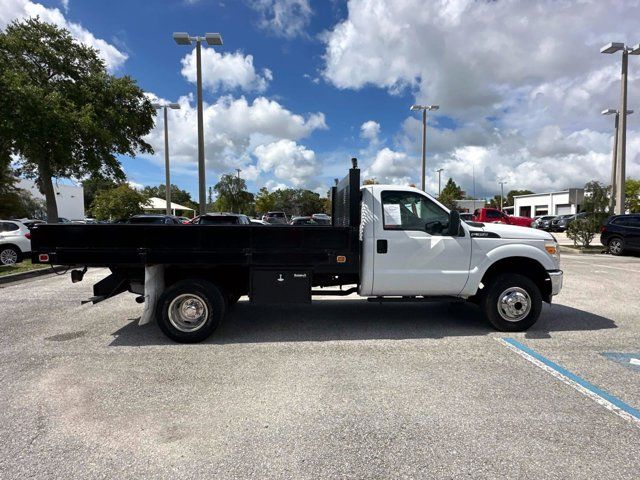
[[629, 44, 640, 55], [627, 109, 635, 115], [168, 103, 181, 109], [151, 103, 162, 109], [410, 105, 423, 111], [600, 42, 625, 54], [205, 33, 223, 46], [427, 105, 440, 111], [173, 32, 192, 45], [601, 108, 617, 115]]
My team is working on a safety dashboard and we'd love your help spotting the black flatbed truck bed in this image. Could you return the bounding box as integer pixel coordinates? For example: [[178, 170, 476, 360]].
[[31, 162, 362, 314]]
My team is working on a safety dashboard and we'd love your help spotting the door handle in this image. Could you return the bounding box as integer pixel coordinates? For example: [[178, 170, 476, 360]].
[[377, 239, 388, 254]]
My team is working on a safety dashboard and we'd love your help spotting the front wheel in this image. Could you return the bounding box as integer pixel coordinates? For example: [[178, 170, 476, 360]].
[[156, 279, 226, 343], [481, 274, 542, 331]]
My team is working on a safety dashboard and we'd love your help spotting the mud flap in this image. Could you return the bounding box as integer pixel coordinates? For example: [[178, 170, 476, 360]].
[[140, 265, 165, 325]]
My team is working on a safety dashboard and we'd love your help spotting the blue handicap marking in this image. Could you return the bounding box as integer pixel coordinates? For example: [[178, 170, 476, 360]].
[[601, 352, 640, 372]]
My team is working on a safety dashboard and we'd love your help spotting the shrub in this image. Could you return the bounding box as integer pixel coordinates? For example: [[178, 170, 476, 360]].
[[566, 216, 600, 247]]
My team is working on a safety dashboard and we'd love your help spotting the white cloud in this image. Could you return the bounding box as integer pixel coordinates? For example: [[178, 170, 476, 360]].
[[360, 120, 380, 143], [60, 0, 68, 12], [254, 139, 319, 187], [322, 0, 640, 195], [0, 0, 127, 71], [248, 0, 312, 38], [363, 147, 416, 185], [180, 47, 272, 93], [143, 94, 327, 188]]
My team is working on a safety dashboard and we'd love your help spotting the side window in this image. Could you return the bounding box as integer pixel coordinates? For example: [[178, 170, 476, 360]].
[[381, 190, 450, 235], [486, 210, 501, 219], [2, 222, 19, 232]]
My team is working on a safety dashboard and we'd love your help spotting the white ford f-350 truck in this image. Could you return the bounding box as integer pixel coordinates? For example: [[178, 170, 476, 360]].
[[31, 160, 563, 342]]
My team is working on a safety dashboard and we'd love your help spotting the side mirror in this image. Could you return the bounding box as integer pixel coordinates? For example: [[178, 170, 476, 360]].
[[448, 210, 461, 236]]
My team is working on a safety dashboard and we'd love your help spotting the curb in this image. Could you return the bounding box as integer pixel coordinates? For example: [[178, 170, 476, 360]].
[[0, 266, 66, 285], [559, 246, 607, 255]]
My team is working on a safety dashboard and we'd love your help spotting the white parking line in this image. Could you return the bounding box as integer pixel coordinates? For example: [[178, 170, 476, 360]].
[[564, 260, 640, 274], [630, 358, 640, 366]]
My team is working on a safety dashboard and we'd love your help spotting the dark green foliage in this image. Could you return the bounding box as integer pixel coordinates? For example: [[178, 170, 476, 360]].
[[0, 18, 155, 222]]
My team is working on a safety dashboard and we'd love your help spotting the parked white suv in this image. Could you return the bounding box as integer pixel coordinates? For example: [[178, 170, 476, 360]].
[[0, 220, 32, 266]]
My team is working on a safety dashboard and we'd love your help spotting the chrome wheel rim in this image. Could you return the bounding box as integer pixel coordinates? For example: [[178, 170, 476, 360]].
[[168, 294, 209, 332], [609, 239, 622, 254], [497, 287, 531, 322], [0, 248, 17, 265]]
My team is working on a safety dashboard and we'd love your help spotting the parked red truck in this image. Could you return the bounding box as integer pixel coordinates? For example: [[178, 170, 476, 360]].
[[473, 208, 533, 227]]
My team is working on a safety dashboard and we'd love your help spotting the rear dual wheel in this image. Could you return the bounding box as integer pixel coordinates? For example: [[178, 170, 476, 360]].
[[156, 280, 226, 343]]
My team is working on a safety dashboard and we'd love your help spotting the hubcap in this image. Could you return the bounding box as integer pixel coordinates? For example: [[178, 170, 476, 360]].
[[0, 248, 18, 266], [168, 294, 209, 332], [497, 287, 531, 322], [609, 240, 622, 254]]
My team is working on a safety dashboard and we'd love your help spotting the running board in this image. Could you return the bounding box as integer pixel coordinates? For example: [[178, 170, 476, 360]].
[[367, 296, 464, 303]]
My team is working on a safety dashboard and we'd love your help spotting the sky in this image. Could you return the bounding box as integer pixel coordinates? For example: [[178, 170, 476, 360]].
[[2, 0, 640, 200]]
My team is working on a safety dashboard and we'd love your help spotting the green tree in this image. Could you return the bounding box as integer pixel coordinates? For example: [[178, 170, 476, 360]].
[[91, 184, 149, 221], [582, 180, 610, 224], [625, 178, 640, 213], [506, 189, 534, 207], [82, 175, 119, 216], [0, 18, 155, 222], [270, 188, 325, 216], [437, 178, 464, 210], [254, 187, 275, 214], [213, 173, 252, 213]]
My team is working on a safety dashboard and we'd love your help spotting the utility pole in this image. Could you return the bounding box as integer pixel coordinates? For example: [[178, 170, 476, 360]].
[[151, 102, 181, 215], [410, 104, 439, 192], [601, 42, 640, 214], [498, 181, 507, 211], [436, 168, 444, 196], [173, 32, 224, 215], [602, 108, 633, 212]]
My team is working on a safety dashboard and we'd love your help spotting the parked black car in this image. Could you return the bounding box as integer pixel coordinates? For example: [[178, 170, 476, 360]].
[[190, 213, 251, 225], [600, 214, 640, 256], [549, 212, 586, 232], [290, 216, 329, 226], [126, 214, 184, 225], [262, 211, 288, 224]]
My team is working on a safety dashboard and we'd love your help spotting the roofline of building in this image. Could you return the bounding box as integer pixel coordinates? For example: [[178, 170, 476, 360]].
[[513, 189, 583, 199]]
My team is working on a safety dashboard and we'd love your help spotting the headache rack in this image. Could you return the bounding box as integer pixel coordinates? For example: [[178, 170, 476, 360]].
[[331, 157, 361, 229]]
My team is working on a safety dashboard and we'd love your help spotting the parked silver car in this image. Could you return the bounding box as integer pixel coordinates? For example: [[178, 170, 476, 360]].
[[0, 220, 32, 266]]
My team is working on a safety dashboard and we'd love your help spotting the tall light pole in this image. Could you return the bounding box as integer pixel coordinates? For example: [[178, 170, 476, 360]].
[[498, 180, 507, 211], [602, 108, 633, 213], [435, 168, 444, 196], [410, 104, 439, 192], [152, 102, 181, 215], [174, 31, 223, 215], [601, 42, 640, 214]]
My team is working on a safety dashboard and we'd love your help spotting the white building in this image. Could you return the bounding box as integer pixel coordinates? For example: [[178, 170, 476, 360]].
[[17, 179, 85, 220], [513, 189, 584, 218]]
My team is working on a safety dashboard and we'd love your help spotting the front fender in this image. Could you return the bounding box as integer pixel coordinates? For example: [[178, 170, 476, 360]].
[[461, 243, 556, 297]]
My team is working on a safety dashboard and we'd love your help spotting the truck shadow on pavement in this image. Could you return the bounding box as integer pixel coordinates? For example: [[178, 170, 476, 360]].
[[109, 299, 616, 346]]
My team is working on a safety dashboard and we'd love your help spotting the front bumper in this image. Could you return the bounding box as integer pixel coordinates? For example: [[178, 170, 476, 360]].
[[548, 270, 563, 296]]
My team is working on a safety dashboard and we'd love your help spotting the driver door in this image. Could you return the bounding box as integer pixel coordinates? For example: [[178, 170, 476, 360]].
[[372, 190, 472, 296]]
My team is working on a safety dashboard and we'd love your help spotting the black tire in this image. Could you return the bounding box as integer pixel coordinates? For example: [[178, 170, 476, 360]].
[[608, 237, 625, 256], [156, 279, 226, 343], [480, 273, 542, 332], [0, 246, 20, 266]]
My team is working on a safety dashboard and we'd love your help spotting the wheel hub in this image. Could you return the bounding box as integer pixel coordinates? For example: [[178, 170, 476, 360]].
[[168, 294, 209, 332], [497, 287, 531, 322]]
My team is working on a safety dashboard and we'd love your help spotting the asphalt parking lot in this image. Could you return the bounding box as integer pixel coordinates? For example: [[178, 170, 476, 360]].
[[1, 252, 639, 478]]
